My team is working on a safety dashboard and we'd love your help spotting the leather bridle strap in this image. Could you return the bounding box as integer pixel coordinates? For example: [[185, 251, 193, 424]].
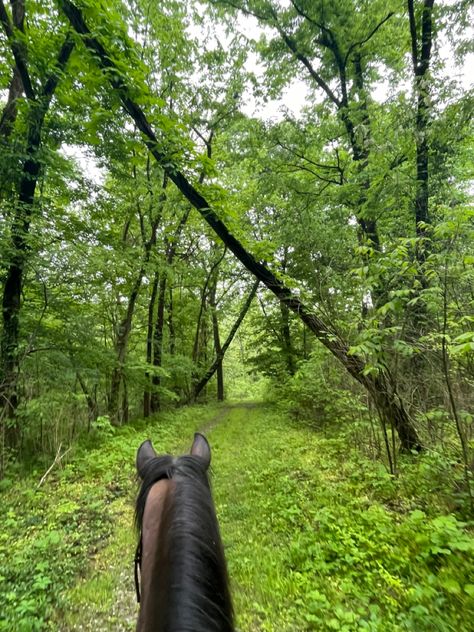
[[134, 539, 142, 603]]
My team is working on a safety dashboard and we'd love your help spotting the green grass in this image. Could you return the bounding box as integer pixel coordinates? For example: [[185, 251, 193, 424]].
[[1, 402, 473, 631], [0, 402, 224, 632], [211, 406, 474, 631]]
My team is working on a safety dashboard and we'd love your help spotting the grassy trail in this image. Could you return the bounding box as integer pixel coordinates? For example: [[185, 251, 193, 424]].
[[2, 402, 473, 631]]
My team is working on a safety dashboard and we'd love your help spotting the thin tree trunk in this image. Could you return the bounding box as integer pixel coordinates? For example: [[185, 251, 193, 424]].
[[168, 287, 175, 356], [192, 248, 226, 364], [61, 2, 422, 452], [76, 371, 98, 425], [150, 274, 167, 413], [149, 207, 191, 413], [122, 376, 129, 424], [110, 170, 165, 422], [194, 280, 259, 400], [144, 271, 159, 418], [408, 0, 434, 238], [208, 271, 224, 400], [405, 0, 435, 345]]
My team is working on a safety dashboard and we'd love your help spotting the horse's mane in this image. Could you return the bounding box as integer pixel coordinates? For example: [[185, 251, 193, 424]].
[[135, 454, 234, 632]]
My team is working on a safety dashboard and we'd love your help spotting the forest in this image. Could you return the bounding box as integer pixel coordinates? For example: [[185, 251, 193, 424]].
[[0, 0, 473, 630]]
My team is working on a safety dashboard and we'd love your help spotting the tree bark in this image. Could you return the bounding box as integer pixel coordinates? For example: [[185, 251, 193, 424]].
[[408, 0, 435, 238], [60, 1, 422, 452], [108, 268, 145, 423], [192, 249, 226, 364], [148, 207, 191, 413], [143, 271, 159, 418], [168, 287, 175, 356], [208, 269, 224, 400], [150, 273, 167, 413]]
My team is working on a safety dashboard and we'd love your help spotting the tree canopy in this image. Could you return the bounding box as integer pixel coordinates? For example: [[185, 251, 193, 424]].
[[0, 0, 472, 488]]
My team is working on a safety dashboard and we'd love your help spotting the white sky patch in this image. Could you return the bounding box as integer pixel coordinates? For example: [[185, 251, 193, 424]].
[[59, 145, 106, 186], [188, 6, 311, 121]]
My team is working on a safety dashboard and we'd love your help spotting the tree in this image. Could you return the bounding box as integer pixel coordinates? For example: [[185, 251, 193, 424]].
[[59, 0, 422, 451], [0, 0, 74, 440]]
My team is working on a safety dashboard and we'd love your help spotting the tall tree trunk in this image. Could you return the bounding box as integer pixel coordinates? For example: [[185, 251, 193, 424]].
[[168, 287, 175, 356], [0, 27, 74, 438], [405, 0, 435, 345], [110, 169, 165, 422], [408, 0, 434, 239], [108, 298, 136, 425], [194, 280, 259, 400], [192, 248, 226, 364], [149, 206, 191, 413], [208, 270, 224, 400], [350, 52, 378, 250], [60, 2, 422, 452], [150, 274, 167, 413], [122, 376, 129, 425], [143, 271, 159, 418]]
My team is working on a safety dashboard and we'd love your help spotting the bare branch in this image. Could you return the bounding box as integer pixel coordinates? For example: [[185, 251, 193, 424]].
[[282, 162, 342, 185], [37, 443, 72, 488], [276, 139, 342, 171], [272, 21, 341, 107], [345, 12, 394, 65], [0, 0, 35, 99]]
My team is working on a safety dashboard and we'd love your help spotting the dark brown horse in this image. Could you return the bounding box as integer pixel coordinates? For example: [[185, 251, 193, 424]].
[[135, 433, 234, 632]]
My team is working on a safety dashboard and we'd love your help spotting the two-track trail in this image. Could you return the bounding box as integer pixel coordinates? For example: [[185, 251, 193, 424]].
[[56, 403, 260, 631], [51, 402, 474, 632]]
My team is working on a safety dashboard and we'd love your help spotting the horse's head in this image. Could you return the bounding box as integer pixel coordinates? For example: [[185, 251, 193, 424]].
[[134, 433, 233, 632], [136, 432, 211, 479]]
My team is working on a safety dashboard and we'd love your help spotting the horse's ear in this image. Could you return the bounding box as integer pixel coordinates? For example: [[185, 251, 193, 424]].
[[136, 439, 157, 478], [190, 433, 211, 470]]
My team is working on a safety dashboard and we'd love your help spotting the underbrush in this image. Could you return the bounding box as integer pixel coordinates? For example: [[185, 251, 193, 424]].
[[0, 402, 222, 631], [210, 406, 474, 631], [274, 351, 474, 520], [1, 402, 473, 631]]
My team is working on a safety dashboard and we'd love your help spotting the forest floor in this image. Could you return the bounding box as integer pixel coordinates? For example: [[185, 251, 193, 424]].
[[1, 402, 473, 631]]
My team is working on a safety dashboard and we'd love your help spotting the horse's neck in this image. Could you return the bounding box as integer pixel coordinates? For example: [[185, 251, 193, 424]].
[[137, 473, 233, 632], [137, 479, 174, 632]]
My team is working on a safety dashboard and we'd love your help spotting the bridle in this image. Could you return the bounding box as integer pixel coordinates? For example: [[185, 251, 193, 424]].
[[134, 538, 142, 603]]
